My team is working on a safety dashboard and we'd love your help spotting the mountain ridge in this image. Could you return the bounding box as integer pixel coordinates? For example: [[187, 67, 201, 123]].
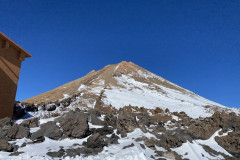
[[23, 61, 227, 118]]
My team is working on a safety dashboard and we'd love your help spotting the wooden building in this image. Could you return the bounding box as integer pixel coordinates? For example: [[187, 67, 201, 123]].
[[0, 32, 32, 119]]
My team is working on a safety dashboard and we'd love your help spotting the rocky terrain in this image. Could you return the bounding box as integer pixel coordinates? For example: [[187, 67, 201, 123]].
[[1, 61, 240, 159], [0, 102, 240, 160]]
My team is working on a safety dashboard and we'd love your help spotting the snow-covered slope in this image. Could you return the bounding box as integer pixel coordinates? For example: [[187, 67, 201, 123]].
[[24, 61, 229, 118]]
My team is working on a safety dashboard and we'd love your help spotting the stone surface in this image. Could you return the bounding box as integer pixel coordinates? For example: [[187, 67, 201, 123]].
[[116, 112, 138, 137], [215, 132, 240, 158], [15, 125, 30, 139], [83, 133, 107, 148], [57, 110, 89, 138], [21, 118, 39, 128], [47, 148, 65, 158], [31, 121, 62, 141], [0, 139, 13, 152]]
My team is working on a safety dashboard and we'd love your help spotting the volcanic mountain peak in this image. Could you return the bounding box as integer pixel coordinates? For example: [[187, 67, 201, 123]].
[[114, 61, 137, 74], [24, 61, 229, 118]]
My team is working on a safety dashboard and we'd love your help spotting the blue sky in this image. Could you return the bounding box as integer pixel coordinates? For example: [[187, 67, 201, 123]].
[[0, 0, 239, 108]]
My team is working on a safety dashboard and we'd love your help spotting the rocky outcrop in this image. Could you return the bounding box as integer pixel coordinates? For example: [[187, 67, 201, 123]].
[[7, 124, 30, 139], [31, 121, 62, 141], [158, 129, 193, 149], [187, 112, 240, 140], [0, 117, 30, 142], [47, 148, 65, 158], [56, 110, 90, 138], [215, 132, 240, 158], [116, 112, 138, 137], [0, 139, 13, 152], [90, 126, 114, 136], [104, 114, 117, 127], [83, 133, 107, 148], [21, 118, 39, 128]]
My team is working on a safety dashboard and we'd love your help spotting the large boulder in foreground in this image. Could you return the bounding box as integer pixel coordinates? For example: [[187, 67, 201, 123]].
[[7, 124, 30, 139], [0, 139, 13, 152], [56, 110, 89, 138], [0, 117, 30, 140]]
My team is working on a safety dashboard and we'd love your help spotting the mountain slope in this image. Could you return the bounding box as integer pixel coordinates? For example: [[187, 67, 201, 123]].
[[24, 61, 226, 118]]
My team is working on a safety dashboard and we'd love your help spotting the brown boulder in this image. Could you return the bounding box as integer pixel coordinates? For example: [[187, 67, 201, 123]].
[[0, 139, 13, 152], [22, 118, 39, 128], [6, 124, 30, 139], [57, 110, 89, 138], [31, 121, 62, 140], [215, 132, 240, 158], [83, 133, 107, 148], [116, 112, 138, 137]]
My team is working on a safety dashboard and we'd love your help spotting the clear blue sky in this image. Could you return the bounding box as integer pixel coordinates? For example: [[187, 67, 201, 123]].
[[0, 0, 239, 108]]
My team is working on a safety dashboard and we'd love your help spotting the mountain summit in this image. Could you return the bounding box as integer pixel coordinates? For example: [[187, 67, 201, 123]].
[[24, 61, 225, 118]]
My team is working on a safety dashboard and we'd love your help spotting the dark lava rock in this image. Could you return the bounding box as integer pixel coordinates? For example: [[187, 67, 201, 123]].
[[12, 103, 26, 120], [215, 132, 240, 158], [140, 143, 146, 149], [89, 115, 105, 126], [9, 151, 24, 156], [15, 125, 30, 139], [89, 110, 101, 117], [104, 114, 117, 127], [187, 112, 240, 140], [23, 103, 38, 112], [105, 133, 119, 145], [90, 126, 114, 136], [188, 123, 218, 140], [202, 145, 235, 160], [83, 133, 107, 148], [47, 148, 65, 158], [0, 117, 13, 128], [158, 129, 193, 149], [61, 98, 72, 107], [137, 113, 155, 127], [122, 143, 134, 149], [6, 124, 30, 139], [0, 118, 12, 139], [6, 124, 19, 139], [65, 147, 103, 157], [65, 148, 81, 157], [0, 139, 13, 152], [57, 110, 89, 138], [31, 121, 62, 141], [116, 112, 138, 137], [79, 147, 103, 156], [46, 105, 57, 111], [21, 118, 39, 128]]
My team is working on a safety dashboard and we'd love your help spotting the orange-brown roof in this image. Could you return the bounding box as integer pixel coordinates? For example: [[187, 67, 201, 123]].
[[0, 32, 32, 58]]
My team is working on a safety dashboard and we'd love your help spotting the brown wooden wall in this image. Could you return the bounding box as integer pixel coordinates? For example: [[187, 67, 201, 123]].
[[0, 38, 22, 119]]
